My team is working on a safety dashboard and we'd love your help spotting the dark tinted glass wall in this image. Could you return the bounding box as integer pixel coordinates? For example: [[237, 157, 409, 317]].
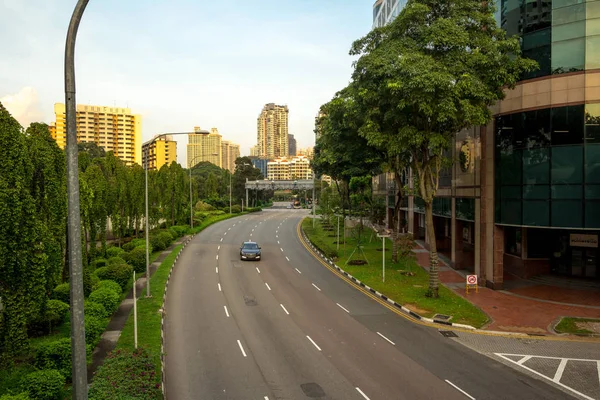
[[495, 105, 600, 228]]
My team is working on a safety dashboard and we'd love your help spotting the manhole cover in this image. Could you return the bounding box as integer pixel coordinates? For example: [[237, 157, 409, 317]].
[[439, 330, 458, 338], [433, 314, 452, 322], [244, 296, 257, 306], [300, 383, 326, 398]]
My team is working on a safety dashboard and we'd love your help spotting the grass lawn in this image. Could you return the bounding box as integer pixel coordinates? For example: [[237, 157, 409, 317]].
[[303, 218, 489, 328], [554, 317, 600, 335]]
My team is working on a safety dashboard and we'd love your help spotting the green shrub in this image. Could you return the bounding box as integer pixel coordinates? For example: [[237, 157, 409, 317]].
[[34, 338, 72, 380], [96, 280, 122, 295], [107, 256, 126, 266], [194, 200, 215, 211], [230, 205, 242, 213], [125, 246, 147, 273], [88, 288, 120, 316], [95, 263, 132, 290], [51, 283, 70, 304], [0, 393, 30, 400], [83, 267, 100, 296], [170, 225, 189, 237], [90, 258, 107, 269], [85, 300, 108, 319], [88, 348, 161, 400], [150, 231, 173, 252], [20, 370, 65, 400], [85, 315, 106, 346], [44, 300, 69, 329], [106, 246, 125, 258], [123, 238, 146, 252], [168, 227, 178, 240]]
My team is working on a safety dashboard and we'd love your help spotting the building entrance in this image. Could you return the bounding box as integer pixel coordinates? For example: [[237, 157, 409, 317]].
[[571, 248, 598, 279]]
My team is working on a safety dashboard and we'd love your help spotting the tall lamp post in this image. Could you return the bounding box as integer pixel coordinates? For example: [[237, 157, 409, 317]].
[[65, 1, 90, 397], [188, 155, 207, 230]]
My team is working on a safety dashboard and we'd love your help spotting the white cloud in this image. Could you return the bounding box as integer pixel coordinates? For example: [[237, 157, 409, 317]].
[[1, 87, 45, 128]]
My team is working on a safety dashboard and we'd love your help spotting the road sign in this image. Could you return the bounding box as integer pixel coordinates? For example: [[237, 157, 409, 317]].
[[466, 274, 478, 294]]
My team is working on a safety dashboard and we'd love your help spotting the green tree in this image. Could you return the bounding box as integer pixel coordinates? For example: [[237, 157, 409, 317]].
[[0, 103, 48, 362], [233, 157, 262, 205], [350, 0, 536, 297]]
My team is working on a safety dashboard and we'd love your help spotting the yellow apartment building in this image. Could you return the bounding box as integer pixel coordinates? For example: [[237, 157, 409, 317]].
[[257, 103, 289, 159], [221, 140, 240, 173], [52, 103, 141, 165], [142, 135, 177, 170], [267, 155, 313, 181]]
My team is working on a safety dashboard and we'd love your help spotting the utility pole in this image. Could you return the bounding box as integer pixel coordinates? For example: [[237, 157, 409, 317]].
[[65, 1, 90, 398]]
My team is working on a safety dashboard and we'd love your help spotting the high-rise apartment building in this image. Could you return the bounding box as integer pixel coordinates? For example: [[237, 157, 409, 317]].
[[250, 145, 260, 157], [221, 140, 240, 173], [372, 0, 404, 28], [256, 103, 289, 159], [187, 127, 221, 168], [52, 103, 142, 165], [267, 156, 313, 181], [297, 147, 314, 159], [288, 134, 297, 156], [142, 135, 177, 171]]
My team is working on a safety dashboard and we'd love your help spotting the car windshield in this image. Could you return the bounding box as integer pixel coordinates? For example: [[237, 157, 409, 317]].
[[243, 243, 258, 250]]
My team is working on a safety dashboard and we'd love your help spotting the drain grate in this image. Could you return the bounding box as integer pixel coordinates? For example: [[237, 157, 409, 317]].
[[439, 330, 458, 338], [433, 314, 452, 322], [301, 383, 326, 398], [243, 296, 258, 306]]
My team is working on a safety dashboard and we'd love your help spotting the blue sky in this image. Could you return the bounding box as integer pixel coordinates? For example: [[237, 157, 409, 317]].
[[0, 0, 373, 163]]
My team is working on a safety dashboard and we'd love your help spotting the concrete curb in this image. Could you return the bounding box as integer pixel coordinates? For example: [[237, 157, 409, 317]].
[[161, 234, 194, 400], [300, 230, 478, 331]]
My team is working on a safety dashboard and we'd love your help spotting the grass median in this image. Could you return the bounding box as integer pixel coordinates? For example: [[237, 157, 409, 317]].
[[555, 317, 600, 336], [302, 218, 489, 328]]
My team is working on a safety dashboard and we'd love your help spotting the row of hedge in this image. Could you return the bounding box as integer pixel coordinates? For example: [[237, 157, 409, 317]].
[[0, 226, 190, 400]]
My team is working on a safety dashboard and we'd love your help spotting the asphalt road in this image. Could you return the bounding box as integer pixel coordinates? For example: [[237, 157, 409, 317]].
[[165, 210, 571, 400]]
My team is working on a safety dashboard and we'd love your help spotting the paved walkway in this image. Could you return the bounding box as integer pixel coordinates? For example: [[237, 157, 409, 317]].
[[412, 242, 600, 335]]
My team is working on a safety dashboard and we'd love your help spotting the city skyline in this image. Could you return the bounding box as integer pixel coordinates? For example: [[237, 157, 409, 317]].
[[0, 0, 371, 164]]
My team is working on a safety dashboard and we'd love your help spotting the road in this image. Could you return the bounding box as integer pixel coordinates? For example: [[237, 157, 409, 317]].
[[165, 209, 579, 400]]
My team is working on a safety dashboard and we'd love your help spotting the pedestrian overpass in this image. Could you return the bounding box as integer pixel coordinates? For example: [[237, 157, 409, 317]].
[[244, 179, 315, 207]]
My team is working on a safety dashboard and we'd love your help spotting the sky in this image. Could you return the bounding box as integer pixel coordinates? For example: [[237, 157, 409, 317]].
[[0, 0, 373, 164]]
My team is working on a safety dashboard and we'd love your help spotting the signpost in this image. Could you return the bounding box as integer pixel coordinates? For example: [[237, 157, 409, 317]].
[[466, 274, 478, 294], [377, 230, 391, 283]]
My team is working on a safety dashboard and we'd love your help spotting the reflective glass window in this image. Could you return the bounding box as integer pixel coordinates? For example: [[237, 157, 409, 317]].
[[499, 150, 523, 185], [523, 147, 550, 183], [551, 106, 584, 146], [523, 184, 550, 199], [523, 45, 552, 79], [527, 228, 553, 258], [501, 185, 522, 199], [551, 184, 583, 199], [585, 185, 600, 199], [551, 200, 583, 227], [523, 200, 550, 226], [502, 0, 524, 36], [551, 146, 583, 184], [586, 17, 600, 36], [524, 0, 552, 33], [553, 3, 586, 26], [551, 38, 585, 74], [587, 0, 600, 19], [552, 21, 585, 42], [585, 104, 600, 144], [501, 200, 523, 225], [585, 35, 600, 69], [585, 144, 600, 182], [553, 0, 584, 10], [585, 200, 600, 228], [524, 108, 551, 148]]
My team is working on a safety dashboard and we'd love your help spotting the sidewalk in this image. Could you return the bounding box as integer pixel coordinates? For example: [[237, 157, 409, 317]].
[[412, 242, 600, 335]]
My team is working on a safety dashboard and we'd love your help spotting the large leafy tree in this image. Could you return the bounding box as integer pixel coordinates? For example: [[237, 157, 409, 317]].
[[233, 157, 263, 204], [350, 0, 535, 297]]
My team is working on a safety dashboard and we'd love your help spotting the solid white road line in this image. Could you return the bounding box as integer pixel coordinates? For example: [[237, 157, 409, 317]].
[[517, 356, 532, 365], [286, 256, 290, 261], [306, 336, 321, 351], [265, 282, 271, 291], [336, 303, 350, 313], [377, 332, 395, 345], [445, 380, 475, 400], [280, 304, 290, 315], [356, 387, 370, 400], [312, 283, 321, 291], [224, 305, 229, 317], [256, 267, 261, 274], [237, 340, 247, 357], [295, 268, 302, 274], [218, 283, 222, 292], [553, 358, 568, 383], [216, 267, 218, 273]]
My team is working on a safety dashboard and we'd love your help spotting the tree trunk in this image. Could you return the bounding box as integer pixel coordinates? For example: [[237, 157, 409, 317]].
[[425, 201, 439, 298]]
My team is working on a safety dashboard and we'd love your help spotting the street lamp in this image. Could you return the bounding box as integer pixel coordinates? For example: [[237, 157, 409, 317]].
[[188, 155, 206, 230]]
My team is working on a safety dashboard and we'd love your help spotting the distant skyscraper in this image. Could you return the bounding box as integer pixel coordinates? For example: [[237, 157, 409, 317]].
[[52, 103, 142, 166], [221, 140, 240, 173], [288, 134, 297, 156], [142, 135, 177, 171], [256, 103, 289, 159], [250, 145, 260, 157], [187, 127, 221, 168], [297, 147, 314, 160], [372, 0, 404, 28]]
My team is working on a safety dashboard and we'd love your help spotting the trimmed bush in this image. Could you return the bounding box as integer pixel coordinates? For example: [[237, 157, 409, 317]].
[[44, 300, 69, 328], [96, 280, 122, 295], [0, 393, 30, 400], [83, 267, 100, 296], [88, 288, 120, 316], [123, 238, 146, 252], [230, 205, 241, 213], [51, 283, 70, 304], [85, 300, 108, 319], [125, 246, 147, 273], [85, 315, 106, 346], [34, 338, 72, 380], [90, 258, 108, 269], [107, 256, 126, 265], [168, 227, 178, 240], [88, 348, 161, 400], [194, 200, 215, 211], [95, 263, 132, 290], [20, 369, 65, 400], [106, 246, 125, 258], [150, 231, 173, 252], [170, 225, 189, 237]]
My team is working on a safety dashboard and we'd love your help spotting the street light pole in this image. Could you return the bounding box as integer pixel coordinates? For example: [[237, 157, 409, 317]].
[[144, 149, 150, 297], [64, 0, 89, 398], [189, 166, 193, 229], [230, 170, 232, 214]]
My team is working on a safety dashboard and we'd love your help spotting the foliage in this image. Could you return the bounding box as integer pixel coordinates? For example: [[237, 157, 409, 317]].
[[88, 288, 120, 316], [93, 267, 108, 280], [150, 231, 173, 252], [0, 393, 30, 400], [90, 258, 107, 269], [83, 267, 100, 297], [169, 225, 188, 238], [123, 239, 146, 252], [106, 246, 125, 258], [96, 280, 122, 296], [85, 315, 106, 346], [124, 246, 148, 274], [39, 300, 69, 333], [34, 338, 72, 381], [107, 256, 126, 266], [194, 201, 215, 212], [95, 262, 132, 291], [20, 369, 65, 400], [230, 205, 241, 213], [51, 283, 70, 305], [88, 347, 161, 400], [84, 300, 108, 319]]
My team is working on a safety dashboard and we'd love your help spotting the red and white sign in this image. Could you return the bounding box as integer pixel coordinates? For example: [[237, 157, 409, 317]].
[[466, 275, 477, 285]]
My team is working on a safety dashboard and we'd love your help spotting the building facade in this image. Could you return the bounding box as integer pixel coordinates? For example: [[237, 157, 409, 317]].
[[249, 157, 268, 178], [288, 134, 297, 156], [221, 140, 240, 173], [142, 135, 177, 170], [372, 0, 405, 28], [52, 103, 142, 165], [256, 103, 289, 159], [373, 0, 600, 286], [297, 147, 314, 159], [187, 127, 221, 168], [267, 156, 313, 181]]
